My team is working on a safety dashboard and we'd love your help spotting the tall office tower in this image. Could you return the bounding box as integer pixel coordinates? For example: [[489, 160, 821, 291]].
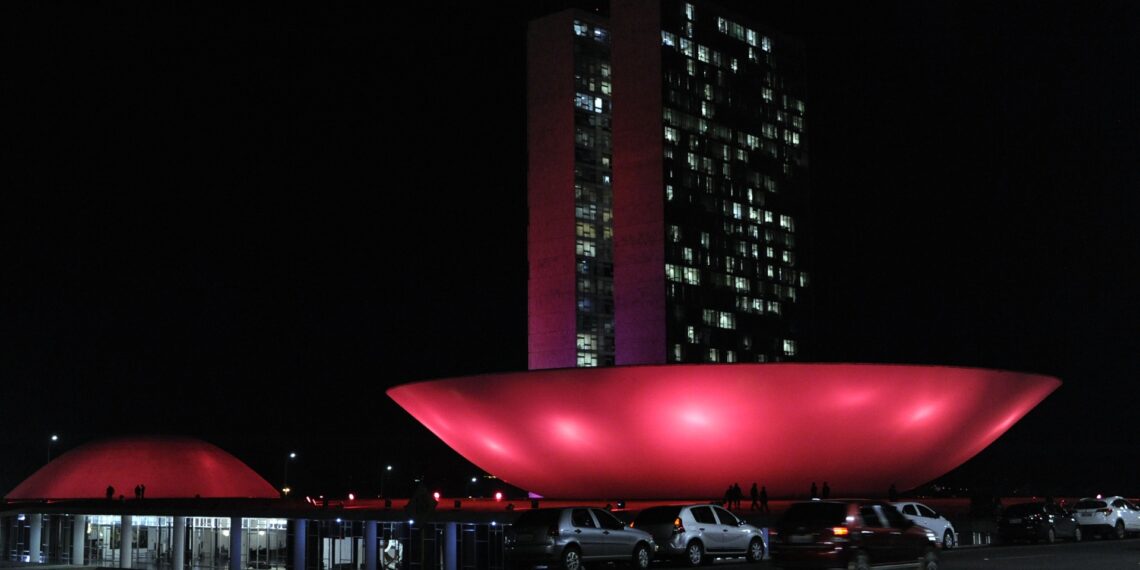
[[528, 0, 809, 370]]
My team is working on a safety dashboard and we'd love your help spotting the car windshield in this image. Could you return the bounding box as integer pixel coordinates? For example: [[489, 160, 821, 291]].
[[514, 510, 562, 529], [1075, 500, 1106, 510], [1003, 503, 1044, 516], [633, 506, 680, 524], [781, 502, 848, 527]]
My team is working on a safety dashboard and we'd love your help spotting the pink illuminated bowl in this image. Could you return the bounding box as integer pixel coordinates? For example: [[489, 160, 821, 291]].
[[388, 364, 1059, 498]]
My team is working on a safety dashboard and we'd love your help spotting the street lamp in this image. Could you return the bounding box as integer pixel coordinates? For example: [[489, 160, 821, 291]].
[[283, 452, 297, 496], [47, 434, 60, 463], [381, 465, 393, 498], [467, 476, 478, 498]]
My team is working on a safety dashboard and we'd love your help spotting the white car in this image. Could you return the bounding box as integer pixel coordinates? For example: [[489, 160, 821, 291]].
[[893, 502, 958, 549], [1072, 496, 1140, 539]]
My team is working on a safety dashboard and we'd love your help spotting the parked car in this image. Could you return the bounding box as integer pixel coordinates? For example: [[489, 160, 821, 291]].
[[997, 501, 1082, 543], [892, 501, 958, 549], [770, 500, 938, 569], [1072, 496, 1140, 539], [505, 507, 656, 570], [632, 504, 765, 565]]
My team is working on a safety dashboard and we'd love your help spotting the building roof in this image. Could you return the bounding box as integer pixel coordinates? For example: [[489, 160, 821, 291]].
[[5, 436, 279, 500]]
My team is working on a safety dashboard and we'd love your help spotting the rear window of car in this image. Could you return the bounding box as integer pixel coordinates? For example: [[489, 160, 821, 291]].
[[1075, 500, 1106, 510], [691, 506, 717, 524], [634, 506, 681, 525], [781, 502, 848, 527], [515, 510, 562, 529], [1004, 503, 1044, 516]]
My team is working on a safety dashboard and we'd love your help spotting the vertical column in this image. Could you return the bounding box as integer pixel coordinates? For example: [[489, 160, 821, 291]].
[[292, 519, 307, 570], [229, 517, 242, 570], [443, 523, 457, 570], [72, 515, 86, 565], [0, 515, 8, 562], [120, 515, 134, 569], [364, 521, 377, 570], [173, 517, 186, 570], [27, 514, 43, 563]]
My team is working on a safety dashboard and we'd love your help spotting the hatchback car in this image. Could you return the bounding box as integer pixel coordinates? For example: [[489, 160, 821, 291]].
[[1072, 496, 1140, 539], [997, 501, 1082, 543], [632, 504, 765, 565], [770, 500, 938, 569], [505, 507, 656, 570], [892, 501, 958, 549]]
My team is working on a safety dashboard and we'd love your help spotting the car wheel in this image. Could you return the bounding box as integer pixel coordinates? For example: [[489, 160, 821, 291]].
[[561, 547, 581, 570], [1045, 527, 1056, 544], [1073, 526, 1083, 542], [684, 541, 704, 567], [1114, 521, 1125, 539], [942, 530, 955, 550], [746, 538, 764, 563], [632, 544, 650, 570], [919, 548, 939, 570], [846, 550, 870, 570]]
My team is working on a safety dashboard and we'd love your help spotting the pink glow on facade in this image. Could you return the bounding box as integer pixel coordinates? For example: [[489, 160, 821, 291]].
[[389, 364, 1060, 498], [6, 436, 279, 500]]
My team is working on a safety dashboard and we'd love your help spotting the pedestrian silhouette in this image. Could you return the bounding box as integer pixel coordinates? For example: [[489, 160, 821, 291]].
[[750, 483, 759, 511], [822, 482, 830, 500], [106, 485, 114, 500], [134, 485, 141, 500], [732, 483, 742, 509], [810, 482, 818, 500], [723, 485, 733, 508], [759, 486, 769, 513], [888, 483, 898, 502]]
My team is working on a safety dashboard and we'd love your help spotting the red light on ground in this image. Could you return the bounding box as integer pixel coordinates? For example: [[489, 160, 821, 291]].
[[495, 492, 503, 501], [433, 492, 441, 501], [388, 364, 1059, 498], [348, 493, 355, 500]]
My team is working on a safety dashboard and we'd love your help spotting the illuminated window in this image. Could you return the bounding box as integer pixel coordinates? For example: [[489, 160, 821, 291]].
[[666, 185, 674, 201], [684, 3, 695, 20], [576, 222, 597, 239], [700, 232, 710, 248], [668, 225, 682, 242], [761, 36, 772, 52], [698, 45, 709, 63], [682, 247, 694, 263], [664, 126, 680, 143], [577, 352, 598, 367], [576, 240, 596, 257], [726, 350, 736, 363], [577, 334, 597, 351], [687, 326, 698, 343], [574, 21, 588, 37], [673, 344, 683, 361], [780, 215, 795, 231], [662, 31, 677, 47], [783, 339, 797, 356], [708, 348, 719, 362], [684, 266, 701, 285]]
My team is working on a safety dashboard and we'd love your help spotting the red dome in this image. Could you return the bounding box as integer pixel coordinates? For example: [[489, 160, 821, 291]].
[[6, 436, 279, 500]]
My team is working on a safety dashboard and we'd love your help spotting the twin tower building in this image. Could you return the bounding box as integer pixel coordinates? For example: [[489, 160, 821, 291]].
[[527, 0, 811, 370]]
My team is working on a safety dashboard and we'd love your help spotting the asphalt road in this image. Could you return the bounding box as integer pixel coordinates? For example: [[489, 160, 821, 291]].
[[665, 537, 1140, 569]]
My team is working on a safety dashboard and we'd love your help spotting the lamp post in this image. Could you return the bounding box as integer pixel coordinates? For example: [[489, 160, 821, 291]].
[[283, 452, 297, 496], [47, 434, 59, 463], [466, 476, 478, 498], [381, 465, 392, 498]]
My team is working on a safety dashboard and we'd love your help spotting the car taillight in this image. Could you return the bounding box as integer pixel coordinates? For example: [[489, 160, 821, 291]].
[[1096, 508, 1112, 516], [830, 527, 849, 537], [673, 517, 685, 533]]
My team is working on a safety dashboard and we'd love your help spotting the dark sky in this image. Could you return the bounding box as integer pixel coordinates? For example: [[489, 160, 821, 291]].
[[4, 1, 1138, 498]]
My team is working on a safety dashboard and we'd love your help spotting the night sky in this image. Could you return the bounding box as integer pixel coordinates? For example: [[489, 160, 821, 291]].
[[4, 1, 1138, 499]]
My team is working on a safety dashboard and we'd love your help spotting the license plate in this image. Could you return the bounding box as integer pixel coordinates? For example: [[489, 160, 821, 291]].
[[789, 535, 813, 544], [1008, 518, 1021, 524], [1079, 513, 1091, 518]]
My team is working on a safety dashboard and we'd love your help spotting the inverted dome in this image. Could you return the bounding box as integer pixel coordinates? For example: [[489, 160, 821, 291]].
[[6, 436, 279, 500], [388, 363, 1060, 498]]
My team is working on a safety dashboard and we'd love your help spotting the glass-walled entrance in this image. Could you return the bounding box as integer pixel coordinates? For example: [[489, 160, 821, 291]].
[[83, 515, 289, 570]]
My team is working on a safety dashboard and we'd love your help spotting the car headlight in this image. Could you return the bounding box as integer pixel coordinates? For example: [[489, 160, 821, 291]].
[[924, 529, 938, 543]]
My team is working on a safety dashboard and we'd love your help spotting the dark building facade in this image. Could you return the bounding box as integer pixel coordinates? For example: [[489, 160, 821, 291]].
[[528, 0, 809, 370]]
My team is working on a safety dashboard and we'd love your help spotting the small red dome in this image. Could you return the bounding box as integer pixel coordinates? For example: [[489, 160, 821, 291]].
[[6, 436, 279, 500]]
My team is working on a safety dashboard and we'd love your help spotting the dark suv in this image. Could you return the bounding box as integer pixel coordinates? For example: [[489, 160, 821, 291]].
[[997, 501, 1082, 543], [505, 507, 655, 570], [770, 500, 938, 569]]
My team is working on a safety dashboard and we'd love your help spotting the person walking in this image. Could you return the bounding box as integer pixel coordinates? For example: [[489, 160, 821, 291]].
[[749, 483, 760, 511], [759, 486, 769, 513], [732, 483, 742, 510]]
